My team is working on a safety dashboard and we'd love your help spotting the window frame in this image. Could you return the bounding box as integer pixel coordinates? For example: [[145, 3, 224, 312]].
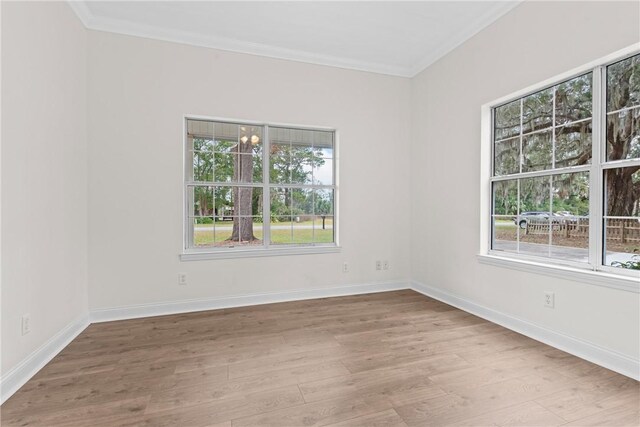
[[181, 115, 340, 261], [479, 45, 640, 291]]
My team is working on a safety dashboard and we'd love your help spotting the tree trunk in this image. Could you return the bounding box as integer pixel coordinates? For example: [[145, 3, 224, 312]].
[[605, 57, 640, 216], [606, 167, 640, 216], [322, 215, 326, 230], [229, 139, 256, 242]]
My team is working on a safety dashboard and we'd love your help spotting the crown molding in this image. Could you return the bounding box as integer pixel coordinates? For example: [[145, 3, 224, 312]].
[[67, 1, 521, 78]]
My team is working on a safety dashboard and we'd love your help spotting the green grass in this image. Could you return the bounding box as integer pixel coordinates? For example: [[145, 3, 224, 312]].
[[194, 220, 334, 246]]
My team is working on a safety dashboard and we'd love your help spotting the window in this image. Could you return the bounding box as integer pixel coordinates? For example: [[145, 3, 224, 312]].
[[184, 118, 337, 258], [489, 52, 639, 278]]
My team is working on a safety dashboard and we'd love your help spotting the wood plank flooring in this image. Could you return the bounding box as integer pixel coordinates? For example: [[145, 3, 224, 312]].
[[1, 290, 638, 426]]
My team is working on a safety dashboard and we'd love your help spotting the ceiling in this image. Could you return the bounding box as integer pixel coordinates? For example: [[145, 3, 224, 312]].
[[69, 1, 520, 77]]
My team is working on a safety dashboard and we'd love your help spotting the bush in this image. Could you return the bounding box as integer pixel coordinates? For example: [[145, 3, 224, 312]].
[[611, 255, 640, 270]]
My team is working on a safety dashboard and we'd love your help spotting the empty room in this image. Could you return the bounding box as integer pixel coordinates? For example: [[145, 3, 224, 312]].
[[1, 0, 639, 426]]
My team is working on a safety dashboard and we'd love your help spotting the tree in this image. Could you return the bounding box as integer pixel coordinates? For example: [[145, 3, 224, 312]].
[[605, 55, 640, 216], [494, 56, 640, 217], [269, 144, 326, 219], [229, 134, 258, 242], [229, 130, 326, 242]]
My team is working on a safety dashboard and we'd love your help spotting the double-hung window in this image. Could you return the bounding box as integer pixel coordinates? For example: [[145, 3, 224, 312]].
[[488, 51, 639, 280], [183, 118, 337, 258]]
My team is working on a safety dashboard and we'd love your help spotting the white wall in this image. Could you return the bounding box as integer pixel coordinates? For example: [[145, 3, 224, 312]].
[[86, 31, 411, 311], [410, 1, 640, 361], [1, 1, 88, 375]]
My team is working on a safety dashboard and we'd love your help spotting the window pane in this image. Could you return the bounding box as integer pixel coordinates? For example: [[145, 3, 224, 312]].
[[270, 188, 334, 245], [606, 107, 640, 161], [291, 188, 314, 218], [289, 142, 314, 185], [607, 54, 640, 112], [314, 158, 333, 185], [212, 121, 240, 152], [191, 186, 214, 217], [314, 189, 334, 216], [520, 176, 550, 212], [313, 130, 334, 158], [555, 121, 592, 168], [522, 88, 553, 134], [494, 137, 519, 176], [213, 152, 263, 183], [271, 216, 293, 244], [522, 131, 552, 172], [555, 73, 592, 126], [216, 217, 262, 246], [519, 176, 551, 257], [214, 138, 237, 153], [550, 172, 590, 263], [270, 142, 292, 184], [193, 137, 214, 152], [224, 187, 262, 218], [292, 218, 314, 245], [604, 168, 640, 268], [213, 218, 233, 244], [205, 123, 263, 183], [192, 150, 213, 182], [193, 217, 214, 247], [492, 216, 518, 254], [492, 180, 518, 254], [271, 127, 331, 186], [270, 187, 291, 218], [313, 216, 334, 243], [213, 186, 234, 220], [494, 100, 521, 140], [185, 120, 214, 182], [493, 179, 518, 216], [206, 186, 263, 246], [214, 153, 234, 182]]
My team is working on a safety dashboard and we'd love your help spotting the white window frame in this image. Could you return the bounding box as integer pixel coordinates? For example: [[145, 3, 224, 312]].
[[479, 44, 640, 292], [180, 115, 340, 261]]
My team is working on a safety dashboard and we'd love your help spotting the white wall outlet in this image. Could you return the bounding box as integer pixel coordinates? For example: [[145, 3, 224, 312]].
[[22, 314, 31, 335], [342, 262, 349, 273], [375, 260, 382, 270], [544, 291, 555, 308], [178, 273, 188, 286], [383, 260, 390, 270]]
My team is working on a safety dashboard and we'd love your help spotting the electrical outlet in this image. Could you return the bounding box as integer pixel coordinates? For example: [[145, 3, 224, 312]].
[[342, 262, 349, 273], [544, 291, 554, 308], [22, 314, 31, 335], [383, 260, 390, 270], [178, 273, 188, 286], [375, 260, 382, 271]]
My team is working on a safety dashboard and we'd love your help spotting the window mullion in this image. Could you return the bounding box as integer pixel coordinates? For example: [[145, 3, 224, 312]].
[[263, 126, 271, 249], [185, 132, 194, 251], [589, 66, 604, 270], [491, 164, 591, 181]]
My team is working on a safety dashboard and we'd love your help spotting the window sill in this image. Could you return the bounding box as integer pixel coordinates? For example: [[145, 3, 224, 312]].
[[477, 254, 639, 293], [181, 245, 341, 261]]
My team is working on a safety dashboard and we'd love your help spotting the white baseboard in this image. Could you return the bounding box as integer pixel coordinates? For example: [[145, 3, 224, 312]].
[[0, 314, 90, 405], [410, 280, 640, 381], [90, 280, 409, 323]]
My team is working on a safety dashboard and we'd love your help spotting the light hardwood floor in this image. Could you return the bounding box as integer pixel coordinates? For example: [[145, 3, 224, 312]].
[[1, 290, 638, 426]]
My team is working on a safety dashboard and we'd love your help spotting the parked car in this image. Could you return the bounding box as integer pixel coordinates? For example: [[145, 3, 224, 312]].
[[513, 211, 562, 229]]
